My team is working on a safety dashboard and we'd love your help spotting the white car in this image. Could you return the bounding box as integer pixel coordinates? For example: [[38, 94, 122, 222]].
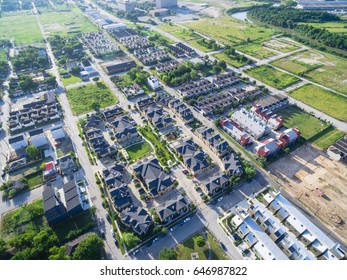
[[133, 249, 139, 255], [218, 197, 224, 202]]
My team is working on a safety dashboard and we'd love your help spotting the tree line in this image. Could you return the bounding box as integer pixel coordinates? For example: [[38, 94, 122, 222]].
[[248, 7, 347, 51]]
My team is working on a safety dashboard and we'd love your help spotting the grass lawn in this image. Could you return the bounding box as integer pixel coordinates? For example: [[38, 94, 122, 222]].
[[245, 65, 300, 89], [175, 233, 228, 260], [39, 7, 97, 37], [0, 199, 46, 240], [188, 40, 221, 52], [183, 17, 275, 46], [213, 52, 248, 68], [277, 105, 329, 140], [25, 170, 44, 190], [66, 82, 118, 115], [52, 209, 96, 243], [0, 50, 7, 61], [310, 126, 345, 150], [235, 43, 276, 59], [138, 125, 175, 167], [271, 50, 347, 95], [0, 11, 43, 44], [61, 74, 83, 86], [289, 84, 347, 122], [126, 142, 152, 161]]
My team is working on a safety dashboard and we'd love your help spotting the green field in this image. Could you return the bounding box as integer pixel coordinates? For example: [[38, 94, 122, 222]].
[[235, 43, 276, 59], [278, 106, 329, 140], [271, 50, 347, 94], [310, 126, 345, 150], [298, 21, 347, 33], [183, 17, 275, 46], [39, 7, 97, 37], [66, 82, 118, 115], [213, 52, 247, 68], [0, 12, 43, 45], [245, 65, 300, 89], [126, 142, 152, 161], [0, 199, 46, 240], [25, 170, 44, 190], [289, 84, 347, 122], [0, 50, 7, 61], [175, 233, 228, 260], [158, 24, 202, 41]]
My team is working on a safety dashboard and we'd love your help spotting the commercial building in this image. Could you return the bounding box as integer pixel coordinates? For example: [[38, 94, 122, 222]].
[[156, 0, 178, 9]]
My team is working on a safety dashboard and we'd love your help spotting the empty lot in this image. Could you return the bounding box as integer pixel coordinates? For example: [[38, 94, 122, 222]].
[[268, 143, 347, 243]]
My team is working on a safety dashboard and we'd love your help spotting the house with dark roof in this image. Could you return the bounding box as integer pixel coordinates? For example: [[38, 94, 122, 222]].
[[63, 180, 84, 216], [57, 154, 77, 175], [201, 172, 231, 196], [136, 96, 155, 111], [120, 206, 153, 236], [223, 153, 243, 177], [175, 139, 210, 176], [9, 134, 28, 151], [84, 114, 102, 130], [112, 115, 139, 145], [156, 195, 189, 224], [43, 186, 67, 225], [133, 157, 174, 197], [102, 105, 124, 121], [196, 127, 230, 157], [144, 106, 174, 131], [104, 60, 137, 75]]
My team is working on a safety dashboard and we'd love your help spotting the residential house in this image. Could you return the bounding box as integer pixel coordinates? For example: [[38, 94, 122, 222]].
[[9, 134, 28, 151], [43, 186, 67, 225], [147, 76, 161, 91], [223, 153, 243, 177], [102, 105, 124, 122], [196, 127, 230, 157], [219, 118, 251, 146], [43, 161, 58, 181], [201, 172, 230, 196], [120, 206, 153, 236], [112, 116, 139, 145], [63, 180, 84, 216], [156, 195, 189, 223]]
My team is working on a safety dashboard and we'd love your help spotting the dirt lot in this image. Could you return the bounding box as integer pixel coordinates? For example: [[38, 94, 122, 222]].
[[268, 143, 347, 243]]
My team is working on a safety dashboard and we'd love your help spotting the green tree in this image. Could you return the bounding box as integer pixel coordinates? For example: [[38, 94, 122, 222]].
[[122, 232, 140, 250], [48, 246, 70, 260], [0, 238, 7, 259], [195, 236, 206, 247], [25, 145, 40, 159], [159, 247, 177, 260], [72, 234, 104, 260]]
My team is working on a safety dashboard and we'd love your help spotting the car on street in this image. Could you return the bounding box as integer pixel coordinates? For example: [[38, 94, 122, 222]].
[[183, 217, 191, 223], [106, 213, 111, 223], [100, 230, 105, 239], [220, 242, 227, 251], [182, 168, 188, 175], [152, 237, 159, 243], [218, 196, 224, 202], [133, 249, 139, 255]]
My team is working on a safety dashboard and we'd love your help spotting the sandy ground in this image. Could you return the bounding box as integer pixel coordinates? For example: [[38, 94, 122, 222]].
[[268, 143, 347, 243]]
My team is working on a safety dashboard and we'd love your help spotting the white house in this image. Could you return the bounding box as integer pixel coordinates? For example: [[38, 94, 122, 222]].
[[147, 76, 161, 91]]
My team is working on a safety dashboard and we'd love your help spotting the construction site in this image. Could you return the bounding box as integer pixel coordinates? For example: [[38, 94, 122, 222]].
[[268, 143, 347, 244]]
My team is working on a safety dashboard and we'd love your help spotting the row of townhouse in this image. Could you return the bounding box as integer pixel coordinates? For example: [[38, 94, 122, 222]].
[[136, 95, 156, 111], [155, 59, 180, 74], [81, 31, 121, 57], [254, 128, 300, 157], [174, 139, 210, 177], [119, 35, 154, 51], [8, 92, 61, 134], [166, 44, 185, 58], [212, 72, 241, 90], [109, 28, 138, 39], [177, 78, 215, 99], [120, 83, 145, 99], [219, 118, 252, 146], [169, 99, 195, 124], [263, 191, 346, 260], [174, 42, 196, 57], [120, 206, 153, 236], [134, 47, 171, 66]]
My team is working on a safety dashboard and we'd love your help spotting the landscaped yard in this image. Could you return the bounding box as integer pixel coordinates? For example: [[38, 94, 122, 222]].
[[126, 142, 152, 161], [289, 84, 347, 122], [138, 124, 176, 167], [66, 82, 118, 115], [0, 12, 43, 44], [277, 105, 329, 140], [0, 199, 46, 240], [183, 17, 275, 46], [52, 209, 96, 243], [24, 170, 44, 190], [39, 7, 97, 37], [175, 233, 228, 260], [271, 50, 347, 95], [245, 65, 300, 89], [235, 43, 277, 59], [310, 126, 345, 150]]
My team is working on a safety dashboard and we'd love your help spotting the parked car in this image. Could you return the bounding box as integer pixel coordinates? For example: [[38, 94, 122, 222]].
[[106, 213, 111, 223], [133, 249, 139, 255], [100, 230, 105, 239], [220, 242, 227, 251]]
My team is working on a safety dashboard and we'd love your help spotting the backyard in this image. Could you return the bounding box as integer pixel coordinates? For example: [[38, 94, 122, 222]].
[[126, 142, 152, 161], [245, 65, 300, 89], [60, 71, 82, 86], [66, 82, 118, 115], [277, 105, 329, 140], [289, 84, 347, 122]]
